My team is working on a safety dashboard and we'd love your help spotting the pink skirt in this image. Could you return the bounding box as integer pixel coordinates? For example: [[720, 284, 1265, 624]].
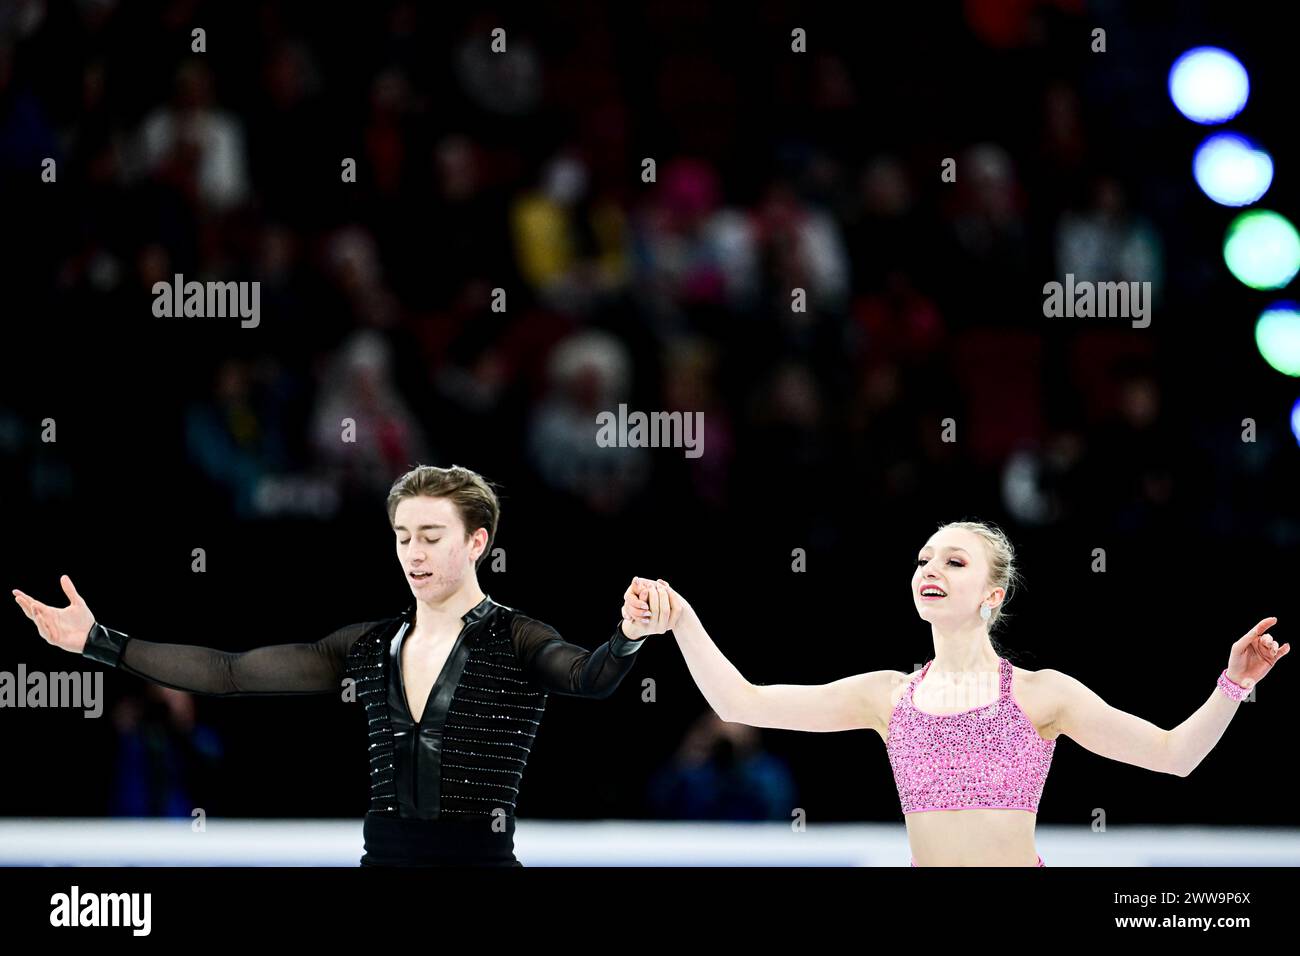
[[912, 854, 1045, 866]]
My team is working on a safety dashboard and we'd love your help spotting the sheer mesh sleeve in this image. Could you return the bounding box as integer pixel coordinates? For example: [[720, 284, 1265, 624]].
[[81, 618, 379, 697], [510, 613, 644, 698]]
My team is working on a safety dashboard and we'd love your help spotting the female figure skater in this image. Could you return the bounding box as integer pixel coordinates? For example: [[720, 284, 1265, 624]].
[[619, 520, 1288, 866], [13, 464, 656, 867]]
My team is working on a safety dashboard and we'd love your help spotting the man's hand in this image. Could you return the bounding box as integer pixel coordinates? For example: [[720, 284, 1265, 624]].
[[12, 576, 95, 654], [620, 576, 688, 638]]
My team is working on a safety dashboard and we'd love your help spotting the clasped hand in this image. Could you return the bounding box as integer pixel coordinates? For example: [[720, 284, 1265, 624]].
[[620, 577, 689, 640]]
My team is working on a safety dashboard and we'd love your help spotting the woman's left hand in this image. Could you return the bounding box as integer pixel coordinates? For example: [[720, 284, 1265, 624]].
[[1226, 617, 1289, 690]]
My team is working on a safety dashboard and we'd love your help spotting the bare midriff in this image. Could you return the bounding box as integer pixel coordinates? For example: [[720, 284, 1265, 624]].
[[905, 807, 1041, 866]]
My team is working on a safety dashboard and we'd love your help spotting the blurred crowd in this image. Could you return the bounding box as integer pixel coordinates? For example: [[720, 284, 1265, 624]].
[[3, 0, 1253, 540]]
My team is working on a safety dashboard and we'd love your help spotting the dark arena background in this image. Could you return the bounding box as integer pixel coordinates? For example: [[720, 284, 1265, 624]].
[[0, 0, 1296, 938]]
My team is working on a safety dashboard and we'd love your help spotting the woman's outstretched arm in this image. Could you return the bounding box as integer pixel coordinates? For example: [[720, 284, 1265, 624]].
[[1043, 616, 1287, 777], [13, 575, 372, 697], [621, 577, 897, 733]]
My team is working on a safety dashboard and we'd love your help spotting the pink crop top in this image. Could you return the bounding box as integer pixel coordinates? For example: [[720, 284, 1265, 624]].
[[886, 656, 1055, 814]]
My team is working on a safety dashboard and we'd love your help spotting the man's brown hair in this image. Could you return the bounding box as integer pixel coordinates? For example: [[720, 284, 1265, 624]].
[[386, 465, 500, 568]]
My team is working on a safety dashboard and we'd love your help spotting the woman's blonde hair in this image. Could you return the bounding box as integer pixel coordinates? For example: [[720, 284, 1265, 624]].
[[937, 520, 1021, 633]]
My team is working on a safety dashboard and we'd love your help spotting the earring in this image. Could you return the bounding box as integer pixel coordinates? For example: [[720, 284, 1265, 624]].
[[979, 604, 992, 621]]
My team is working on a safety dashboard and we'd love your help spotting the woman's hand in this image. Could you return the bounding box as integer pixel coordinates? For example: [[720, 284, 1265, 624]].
[[1226, 617, 1288, 690], [620, 577, 690, 638], [12, 576, 95, 654]]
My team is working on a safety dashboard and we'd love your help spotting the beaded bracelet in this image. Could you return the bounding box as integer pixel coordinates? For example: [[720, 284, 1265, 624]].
[[1216, 668, 1251, 702]]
